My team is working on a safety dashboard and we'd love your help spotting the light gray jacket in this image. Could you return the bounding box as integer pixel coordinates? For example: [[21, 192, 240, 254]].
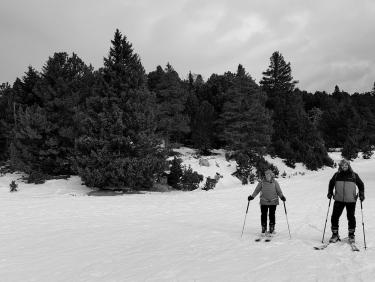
[[251, 180, 284, 205]]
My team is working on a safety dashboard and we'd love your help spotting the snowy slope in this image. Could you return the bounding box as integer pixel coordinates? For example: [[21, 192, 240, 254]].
[[0, 151, 374, 282]]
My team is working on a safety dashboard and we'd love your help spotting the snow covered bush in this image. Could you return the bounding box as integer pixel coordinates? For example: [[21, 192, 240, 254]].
[[232, 152, 278, 184], [0, 163, 14, 176], [362, 145, 373, 159], [202, 177, 217, 191], [9, 180, 18, 192], [255, 157, 279, 179], [363, 150, 374, 159], [167, 158, 203, 191], [167, 157, 183, 189], [284, 158, 296, 169], [232, 152, 256, 185], [342, 141, 358, 160], [179, 165, 203, 191], [27, 171, 47, 184]]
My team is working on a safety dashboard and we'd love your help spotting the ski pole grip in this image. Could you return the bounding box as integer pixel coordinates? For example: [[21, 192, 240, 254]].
[[245, 200, 250, 214]]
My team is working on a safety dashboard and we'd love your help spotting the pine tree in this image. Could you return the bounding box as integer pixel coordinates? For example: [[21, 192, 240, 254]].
[[103, 29, 145, 90], [167, 156, 182, 189], [202, 72, 235, 114], [220, 65, 272, 155], [191, 101, 215, 154], [340, 103, 364, 160], [319, 105, 341, 148], [12, 66, 41, 107], [183, 72, 217, 150], [260, 51, 298, 97], [187, 71, 194, 93], [147, 65, 164, 91], [342, 137, 359, 160], [148, 63, 190, 146], [10, 105, 51, 180], [260, 52, 331, 169], [199, 72, 237, 148], [10, 53, 93, 179], [75, 29, 166, 190], [0, 83, 13, 161], [308, 107, 323, 127]]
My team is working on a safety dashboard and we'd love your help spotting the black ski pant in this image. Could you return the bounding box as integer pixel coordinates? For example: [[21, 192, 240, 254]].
[[261, 205, 277, 227], [331, 201, 356, 234]]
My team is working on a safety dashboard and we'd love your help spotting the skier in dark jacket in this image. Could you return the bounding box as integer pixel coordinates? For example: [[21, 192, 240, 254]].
[[248, 169, 286, 235], [327, 159, 365, 243]]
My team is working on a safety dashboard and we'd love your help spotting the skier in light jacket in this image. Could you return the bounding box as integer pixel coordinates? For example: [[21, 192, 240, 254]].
[[327, 159, 365, 243], [248, 169, 286, 235]]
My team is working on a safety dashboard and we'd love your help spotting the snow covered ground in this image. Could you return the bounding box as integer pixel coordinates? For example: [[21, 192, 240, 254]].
[[0, 150, 374, 282]]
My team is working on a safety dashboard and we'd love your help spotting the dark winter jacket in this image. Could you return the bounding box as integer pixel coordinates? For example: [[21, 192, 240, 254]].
[[251, 179, 284, 205], [328, 170, 364, 203]]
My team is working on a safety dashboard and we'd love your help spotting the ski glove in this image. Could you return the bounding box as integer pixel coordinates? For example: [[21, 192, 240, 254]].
[[280, 196, 286, 202], [248, 195, 254, 201], [359, 194, 365, 202], [327, 193, 333, 200]]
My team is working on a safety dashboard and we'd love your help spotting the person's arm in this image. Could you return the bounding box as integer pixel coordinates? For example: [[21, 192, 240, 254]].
[[328, 173, 336, 195], [275, 181, 286, 201], [251, 182, 262, 198], [275, 181, 283, 197], [355, 173, 365, 201]]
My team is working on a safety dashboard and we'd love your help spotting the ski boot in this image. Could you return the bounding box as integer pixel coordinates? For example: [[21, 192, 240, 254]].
[[329, 231, 340, 243], [269, 224, 275, 234], [261, 225, 267, 235], [348, 231, 355, 243]]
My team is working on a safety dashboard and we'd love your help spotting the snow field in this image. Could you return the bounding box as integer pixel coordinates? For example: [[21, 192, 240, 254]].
[[0, 151, 374, 281]]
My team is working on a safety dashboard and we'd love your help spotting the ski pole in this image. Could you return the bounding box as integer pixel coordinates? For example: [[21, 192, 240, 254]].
[[283, 201, 291, 239], [241, 200, 250, 238], [360, 201, 367, 250], [322, 198, 332, 243]]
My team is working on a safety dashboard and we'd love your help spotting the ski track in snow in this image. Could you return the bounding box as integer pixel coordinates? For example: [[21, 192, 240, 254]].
[[0, 151, 374, 281]]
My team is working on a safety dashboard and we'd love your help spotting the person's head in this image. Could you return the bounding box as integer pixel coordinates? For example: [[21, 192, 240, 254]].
[[264, 169, 275, 182], [338, 159, 353, 172]]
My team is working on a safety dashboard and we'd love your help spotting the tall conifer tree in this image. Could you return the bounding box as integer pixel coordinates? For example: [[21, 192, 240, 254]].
[[221, 65, 272, 155], [148, 63, 190, 145], [191, 100, 215, 154], [75, 29, 165, 190], [261, 52, 332, 169], [10, 53, 93, 178], [0, 83, 13, 161]]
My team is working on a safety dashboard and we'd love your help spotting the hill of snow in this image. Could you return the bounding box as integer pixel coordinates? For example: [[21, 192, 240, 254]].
[[0, 150, 374, 281]]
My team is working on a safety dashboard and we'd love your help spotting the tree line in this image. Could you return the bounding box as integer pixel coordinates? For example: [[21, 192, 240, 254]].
[[0, 29, 374, 189]]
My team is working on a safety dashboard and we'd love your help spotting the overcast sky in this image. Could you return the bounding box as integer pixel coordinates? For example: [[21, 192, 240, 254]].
[[1, 0, 375, 93]]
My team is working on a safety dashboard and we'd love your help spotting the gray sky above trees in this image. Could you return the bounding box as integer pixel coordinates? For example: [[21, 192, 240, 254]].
[[1, 0, 375, 93]]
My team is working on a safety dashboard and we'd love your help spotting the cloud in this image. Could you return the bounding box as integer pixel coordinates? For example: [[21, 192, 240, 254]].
[[217, 15, 267, 44], [0, 0, 374, 92]]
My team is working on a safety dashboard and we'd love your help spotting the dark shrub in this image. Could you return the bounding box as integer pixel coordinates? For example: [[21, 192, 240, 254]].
[[167, 157, 183, 189], [179, 165, 203, 191], [203, 177, 217, 191], [9, 181, 18, 192]]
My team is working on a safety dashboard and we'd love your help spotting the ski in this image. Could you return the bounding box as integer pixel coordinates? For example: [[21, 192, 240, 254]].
[[349, 242, 360, 252], [265, 233, 273, 242], [314, 236, 340, 250], [255, 232, 275, 242], [313, 242, 330, 250], [254, 233, 266, 242], [314, 241, 360, 251]]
